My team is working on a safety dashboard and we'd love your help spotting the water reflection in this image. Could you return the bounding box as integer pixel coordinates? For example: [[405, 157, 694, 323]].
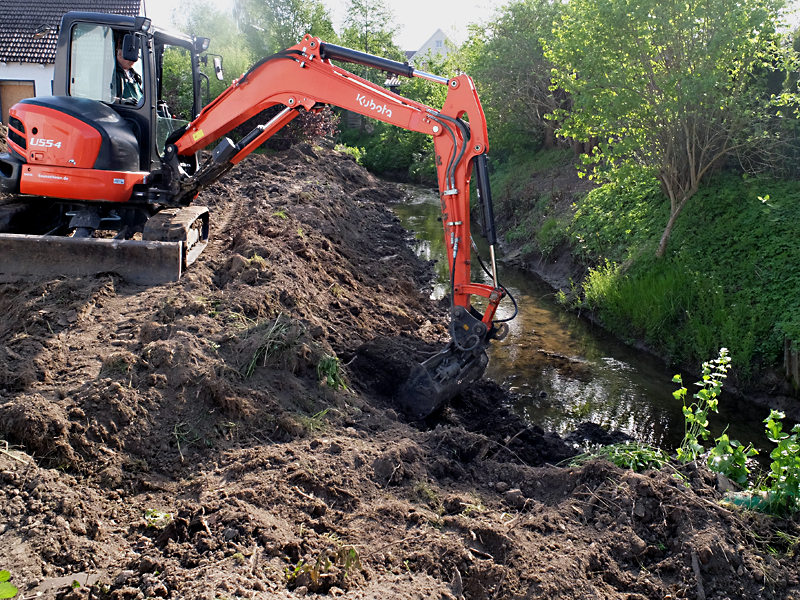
[[392, 184, 773, 456]]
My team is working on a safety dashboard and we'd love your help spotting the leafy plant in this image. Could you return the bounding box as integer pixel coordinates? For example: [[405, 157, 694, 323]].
[[763, 410, 800, 511], [297, 408, 330, 433], [674, 348, 731, 463], [0, 571, 17, 599], [707, 430, 758, 485], [317, 355, 347, 390], [284, 546, 362, 585], [172, 422, 200, 461]]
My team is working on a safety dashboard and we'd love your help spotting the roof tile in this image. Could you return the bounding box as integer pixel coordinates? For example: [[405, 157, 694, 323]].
[[0, 0, 142, 64]]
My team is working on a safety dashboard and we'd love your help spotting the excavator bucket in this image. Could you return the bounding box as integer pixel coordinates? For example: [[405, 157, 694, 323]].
[[397, 342, 489, 420]]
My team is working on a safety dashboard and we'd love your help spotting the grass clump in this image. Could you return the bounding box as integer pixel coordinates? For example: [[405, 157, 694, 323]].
[[241, 314, 304, 377], [570, 442, 669, 472]]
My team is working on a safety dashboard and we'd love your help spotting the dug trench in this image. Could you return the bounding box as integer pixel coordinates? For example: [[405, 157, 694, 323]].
[[1, 145, 799, 599]]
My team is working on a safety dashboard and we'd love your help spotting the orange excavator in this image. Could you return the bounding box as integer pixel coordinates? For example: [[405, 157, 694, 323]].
[[0, 11, 513, 417]]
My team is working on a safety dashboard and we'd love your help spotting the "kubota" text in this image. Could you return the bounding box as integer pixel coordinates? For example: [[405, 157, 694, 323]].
[[356, 94, 392, 118]]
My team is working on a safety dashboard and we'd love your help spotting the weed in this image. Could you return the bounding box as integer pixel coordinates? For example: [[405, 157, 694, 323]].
[[763, 410, 800, 512], [317, 355, 347, 390], [570, 442, 669, 472], [537, 216, 567, 258], [248, 254, 268, 269], [284, 546, 362, 585], [297, 226, 305, 238], [296, 408, 330, 433], [144, 509, 173, 529], [233, 552, 246, 565], [100, 352, 134, 377], [412, 481, 442, 512], [172, 423, 200, 461], [272, 210, 287, 219], [707, 430, 757, 485], [674, 348, 730, 463]]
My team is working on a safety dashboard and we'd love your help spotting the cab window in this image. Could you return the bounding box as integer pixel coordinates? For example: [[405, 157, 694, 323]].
[[68, 23, 115, 102]]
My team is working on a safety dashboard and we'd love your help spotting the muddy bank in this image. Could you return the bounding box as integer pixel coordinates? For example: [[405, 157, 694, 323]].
[[1, 146, 799, 599]]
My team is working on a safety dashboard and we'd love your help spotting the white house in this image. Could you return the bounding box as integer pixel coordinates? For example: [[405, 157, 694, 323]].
[[0, 0, 142, 123], [406, 29, 453, 64]]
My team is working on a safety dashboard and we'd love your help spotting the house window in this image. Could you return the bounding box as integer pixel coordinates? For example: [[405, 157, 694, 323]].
[[435, 40, 443, 48]]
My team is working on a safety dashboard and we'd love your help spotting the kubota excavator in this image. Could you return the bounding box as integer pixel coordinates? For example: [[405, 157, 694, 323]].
[[0, 11, 513, 418]]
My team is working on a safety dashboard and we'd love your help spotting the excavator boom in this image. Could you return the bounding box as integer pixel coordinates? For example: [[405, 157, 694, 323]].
[[153, 36, 509, 417]]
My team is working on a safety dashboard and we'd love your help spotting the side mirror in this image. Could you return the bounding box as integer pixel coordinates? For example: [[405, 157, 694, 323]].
[[213, 56, 224, 81], [122, 33, 140, 62]]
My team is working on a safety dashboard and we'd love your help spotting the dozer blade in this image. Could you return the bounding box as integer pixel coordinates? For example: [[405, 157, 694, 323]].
[[397, 342, 489, 420], [0, 234, 185, 285], [0, 206, 210, 286]]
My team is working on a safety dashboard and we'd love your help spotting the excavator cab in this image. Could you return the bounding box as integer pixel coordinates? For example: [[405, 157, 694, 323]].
[[50, 12, 208, 175]]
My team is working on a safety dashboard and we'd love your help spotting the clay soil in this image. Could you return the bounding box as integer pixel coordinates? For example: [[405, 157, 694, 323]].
[[2, 145, 800, 600]]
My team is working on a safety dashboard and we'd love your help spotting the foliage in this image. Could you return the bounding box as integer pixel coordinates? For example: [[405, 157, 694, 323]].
[[674, 348, 731, 463], [707, 431, 758, 485], [463, 0, 564, 161], [569, 173, 800, 374], [233, 0, 336, 56], [284, 546, 362, 585], [569, 170, 665, 263], [317, 356, 347, 391], [546, 0, 795, 258], [0, 570, 17, 599], [764, 410, 800, 511], [144, 509, 173, 529]]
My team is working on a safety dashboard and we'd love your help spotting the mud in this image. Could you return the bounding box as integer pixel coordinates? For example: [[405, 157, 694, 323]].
[[1, 145, 799, 599]]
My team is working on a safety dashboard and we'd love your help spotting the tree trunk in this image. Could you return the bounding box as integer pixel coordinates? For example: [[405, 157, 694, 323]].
[[655, 187, 697, 258]]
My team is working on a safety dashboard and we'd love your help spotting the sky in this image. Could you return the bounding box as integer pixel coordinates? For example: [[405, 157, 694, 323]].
[[142, 0, 498, 52]]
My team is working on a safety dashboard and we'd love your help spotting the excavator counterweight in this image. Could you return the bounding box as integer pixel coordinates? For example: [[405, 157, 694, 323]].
[[0, 11, 514, 417]]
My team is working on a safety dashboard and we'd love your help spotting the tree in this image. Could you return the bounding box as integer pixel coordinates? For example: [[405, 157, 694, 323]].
[[545, 0, 795, 257], [464, 0, 564, 159], [340, 0, 402, 82], [233, 0, 336, 57]]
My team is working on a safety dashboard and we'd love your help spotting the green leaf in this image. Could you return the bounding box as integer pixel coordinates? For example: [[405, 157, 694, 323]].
[[0, 582, 17, 599]]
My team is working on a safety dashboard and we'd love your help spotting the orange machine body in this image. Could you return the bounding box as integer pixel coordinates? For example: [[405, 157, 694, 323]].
[[6, 98, 147, 203]]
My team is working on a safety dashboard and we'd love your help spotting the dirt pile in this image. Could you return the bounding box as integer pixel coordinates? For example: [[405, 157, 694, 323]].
[[1, 146, 799, 599]]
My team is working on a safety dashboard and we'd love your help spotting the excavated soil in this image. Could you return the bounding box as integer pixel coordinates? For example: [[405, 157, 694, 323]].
[[1, 145, 800, 599]]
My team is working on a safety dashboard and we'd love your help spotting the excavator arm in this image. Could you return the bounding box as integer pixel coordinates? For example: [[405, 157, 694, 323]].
[[158, 36, 510, 418]]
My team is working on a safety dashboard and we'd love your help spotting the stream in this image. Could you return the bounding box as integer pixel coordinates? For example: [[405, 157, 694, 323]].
[[393, 184, 773, 457]]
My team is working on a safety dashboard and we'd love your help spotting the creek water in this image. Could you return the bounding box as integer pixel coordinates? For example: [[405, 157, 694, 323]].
[[393, 184, 773, 457]]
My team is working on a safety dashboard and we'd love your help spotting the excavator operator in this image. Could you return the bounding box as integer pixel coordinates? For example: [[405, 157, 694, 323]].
[[114, 34, 143, 105]]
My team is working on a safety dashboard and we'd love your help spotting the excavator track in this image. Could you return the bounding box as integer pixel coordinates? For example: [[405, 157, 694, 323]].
[[0, 204, 209, 285]]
